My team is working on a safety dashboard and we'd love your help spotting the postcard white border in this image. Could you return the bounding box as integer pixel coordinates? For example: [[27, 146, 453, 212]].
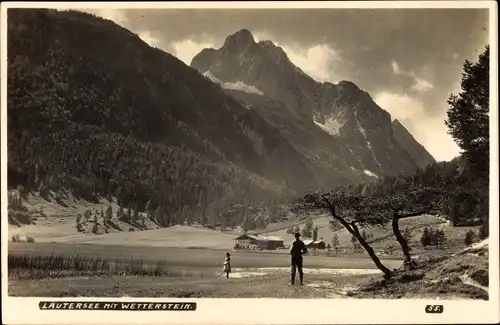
[[1, 1, 499, 325]]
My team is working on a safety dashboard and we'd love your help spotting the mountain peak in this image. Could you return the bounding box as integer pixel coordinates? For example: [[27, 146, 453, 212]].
[[223, 29, 256, 48]]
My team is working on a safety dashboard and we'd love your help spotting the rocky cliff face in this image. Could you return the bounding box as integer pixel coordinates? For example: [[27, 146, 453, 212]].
[[191, 29, 436, 176], [392, 119, 437, 167]]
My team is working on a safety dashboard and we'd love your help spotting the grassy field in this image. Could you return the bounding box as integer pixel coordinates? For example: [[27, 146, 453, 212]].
[[8, 268, 369, 298], [8, 241, 401, 298], [8, 242, 403, 269], [8, 241, 489, 299]]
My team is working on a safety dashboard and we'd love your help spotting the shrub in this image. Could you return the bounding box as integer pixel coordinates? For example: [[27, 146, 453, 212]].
[[91, 224, 98, 234], [128, 227, 135, 232], [26, 236, 35, 243], [420, 227, 431, 248], [464, 230, 476, 246], [12, 234, 21, 242], [83, 209, 91, 222], [434, 229, 447, 247]]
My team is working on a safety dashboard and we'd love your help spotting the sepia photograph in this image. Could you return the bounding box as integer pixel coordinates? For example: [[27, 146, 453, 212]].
[[1, 1, 498, 324]]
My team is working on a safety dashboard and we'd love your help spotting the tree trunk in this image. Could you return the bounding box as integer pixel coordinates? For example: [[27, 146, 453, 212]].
[[350, 223, 393, 277], [328, 209, 393, 277], [391, 216, 412, 263]]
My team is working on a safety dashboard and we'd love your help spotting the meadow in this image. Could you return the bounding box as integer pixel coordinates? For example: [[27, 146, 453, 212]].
[[9, 238, 488, 300], [8, 241, 403, 298]]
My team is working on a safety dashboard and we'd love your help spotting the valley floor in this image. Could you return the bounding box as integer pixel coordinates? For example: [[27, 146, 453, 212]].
[[7, 191, 489, 300], [8, 241, 489, 300]]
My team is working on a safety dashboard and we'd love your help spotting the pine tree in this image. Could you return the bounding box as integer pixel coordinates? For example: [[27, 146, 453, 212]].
[[464, 230, 476, 246], [312, 226, 319, 241], [301, 219, 313, 238], [106, 205, 113, 221], [435, 229, 447, 248], [446, 45, 489, 179], [420, 227, 431, 248], [83, 209, 91, 222], [331, 234, 340, 248]]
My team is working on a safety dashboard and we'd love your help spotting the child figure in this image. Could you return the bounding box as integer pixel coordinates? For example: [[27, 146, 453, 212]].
[[222, 252, 231, 278]]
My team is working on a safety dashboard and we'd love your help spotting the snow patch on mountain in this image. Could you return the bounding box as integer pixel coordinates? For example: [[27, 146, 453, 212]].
[[364, 170, 379, 178], [313, 115, 344, 136], [354, 111, 382, 168], [223, 82, 264, 96], [203, 70, 264, 96]]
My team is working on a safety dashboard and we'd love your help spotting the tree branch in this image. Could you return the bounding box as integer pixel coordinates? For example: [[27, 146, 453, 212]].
[[396, 208, 432, 219]]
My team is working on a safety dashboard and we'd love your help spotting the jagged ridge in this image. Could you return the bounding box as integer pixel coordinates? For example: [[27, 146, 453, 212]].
[[191, 29, 436, 175]]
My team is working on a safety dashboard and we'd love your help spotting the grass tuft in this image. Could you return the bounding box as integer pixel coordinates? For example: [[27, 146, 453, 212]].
[[8, 254, 168, 279]]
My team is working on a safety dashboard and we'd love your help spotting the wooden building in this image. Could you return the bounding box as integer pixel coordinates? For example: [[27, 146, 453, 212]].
[[303, 238, 326, 250], [234, 234, 285, 250]]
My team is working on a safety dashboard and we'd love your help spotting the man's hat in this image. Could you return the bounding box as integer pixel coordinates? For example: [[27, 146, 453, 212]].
[[294, 232, 301, 237]]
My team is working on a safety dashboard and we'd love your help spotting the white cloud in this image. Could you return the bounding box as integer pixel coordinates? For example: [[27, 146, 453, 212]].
[[411, 78, 434, 92], [171, 39, 215, 65], [391, 60, 402, 74], [138, 31, 160, 48], [282, 44, 341, 82], [374, 92, 460, 161], [86, 9, 127, 25], [254, 31, 340, 83], [391, 60, 434, 93]]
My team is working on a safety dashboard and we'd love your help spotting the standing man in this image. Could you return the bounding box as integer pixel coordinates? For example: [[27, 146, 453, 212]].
[[289, 232, 308, 285]]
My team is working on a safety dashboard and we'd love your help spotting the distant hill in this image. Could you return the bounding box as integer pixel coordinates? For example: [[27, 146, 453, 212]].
[[8, 10, 436, 230]]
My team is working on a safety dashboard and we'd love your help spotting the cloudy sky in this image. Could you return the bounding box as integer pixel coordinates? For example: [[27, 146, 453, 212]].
[[86, 7, 490, 162]]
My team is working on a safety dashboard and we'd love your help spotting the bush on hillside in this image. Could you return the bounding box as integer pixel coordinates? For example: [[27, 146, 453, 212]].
[[420, 227, 431, 248], [464, 230, 476, 246]]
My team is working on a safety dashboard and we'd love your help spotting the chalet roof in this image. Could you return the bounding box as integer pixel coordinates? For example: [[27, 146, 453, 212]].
[[303, 238, 325, 245], [257, 235, 284, 241], [234, 234, 284, 241]]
